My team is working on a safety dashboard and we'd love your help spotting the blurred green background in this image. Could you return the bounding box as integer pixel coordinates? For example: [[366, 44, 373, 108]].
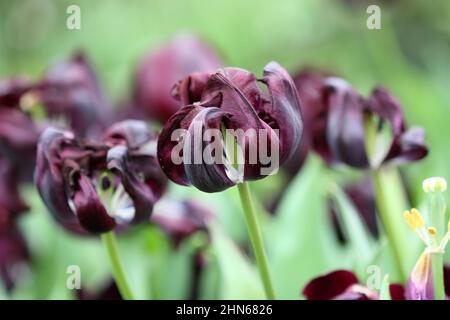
[[1, 0, 450, 299]]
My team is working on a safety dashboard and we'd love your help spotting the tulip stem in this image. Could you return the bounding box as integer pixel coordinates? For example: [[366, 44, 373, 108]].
[[101, 231, 135, 300], [431, 252, 445, 300], [372, 168, 408, 282], [237, 182, 276, 300]]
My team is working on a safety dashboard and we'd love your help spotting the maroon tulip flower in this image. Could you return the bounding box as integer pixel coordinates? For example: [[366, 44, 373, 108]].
[[291, 70, 427, 169], [133, 34, 222, 123], [157, 61, 303, 192], [32, 52, 110, 137], [34, 120, 167, 234]]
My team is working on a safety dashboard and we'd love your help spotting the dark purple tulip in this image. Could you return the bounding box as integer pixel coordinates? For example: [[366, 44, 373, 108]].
[[151, 198, 214, 247], [325, 79, 427, 168], [133, 34, 222, 123], [157, 61, 303, 193], [290, 69, 427, 170], [302, 269, 378, 300], [34, 120, 166, 234], [36, 52, 110, 137]]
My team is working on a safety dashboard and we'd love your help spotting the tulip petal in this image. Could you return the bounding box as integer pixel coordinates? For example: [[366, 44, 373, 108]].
[[405, 251, 434, 300], [72, 172, 115, 233], [107, 145, 156, 224], [157, 105, 200, 186], [183, 107, 237, 192], [261, 61, 303, 163], [367, 86, 405, 135], [302, 269, 359, 300], [34, 127, 79, 222], [172, 71, 213, 106], [383, 127, 428, 165], [103, 119, 156, 150], [325, 78, 369, 168]]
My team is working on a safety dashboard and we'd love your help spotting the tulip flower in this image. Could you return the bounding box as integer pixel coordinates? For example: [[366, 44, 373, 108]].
[[157, 61, 303, 193], [133, 34, 222, 123], [292, 70, 428, 169], [157, 61, 302, 300], [34, 52, 110, 137], [291, 69, 428, 281], [35, 119, 167, 300], [35, 120, 166, 234]]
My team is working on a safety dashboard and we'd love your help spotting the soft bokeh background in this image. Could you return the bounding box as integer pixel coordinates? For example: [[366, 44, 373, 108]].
[[1, 0, 449, 299]]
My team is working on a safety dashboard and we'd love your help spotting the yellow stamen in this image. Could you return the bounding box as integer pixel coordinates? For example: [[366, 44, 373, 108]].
[[403, 210, 417, 230], [427, 227, 437, 236], [448, 220, 450, 232], [411, 208, 425, 228]]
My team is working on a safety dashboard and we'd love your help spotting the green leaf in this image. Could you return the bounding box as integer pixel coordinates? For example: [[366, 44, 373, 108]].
[[329, 183, 374, 276], [208, 221, 265, 299], [269, 155, 348, 299]]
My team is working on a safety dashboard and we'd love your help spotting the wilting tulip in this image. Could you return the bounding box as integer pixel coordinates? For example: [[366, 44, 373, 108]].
[[133, 34, 222, 123], [291, 70, 427, 169], [157, 61, 303, 192], [30, 52, 110, 137], [34, 120, 167, 234]]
